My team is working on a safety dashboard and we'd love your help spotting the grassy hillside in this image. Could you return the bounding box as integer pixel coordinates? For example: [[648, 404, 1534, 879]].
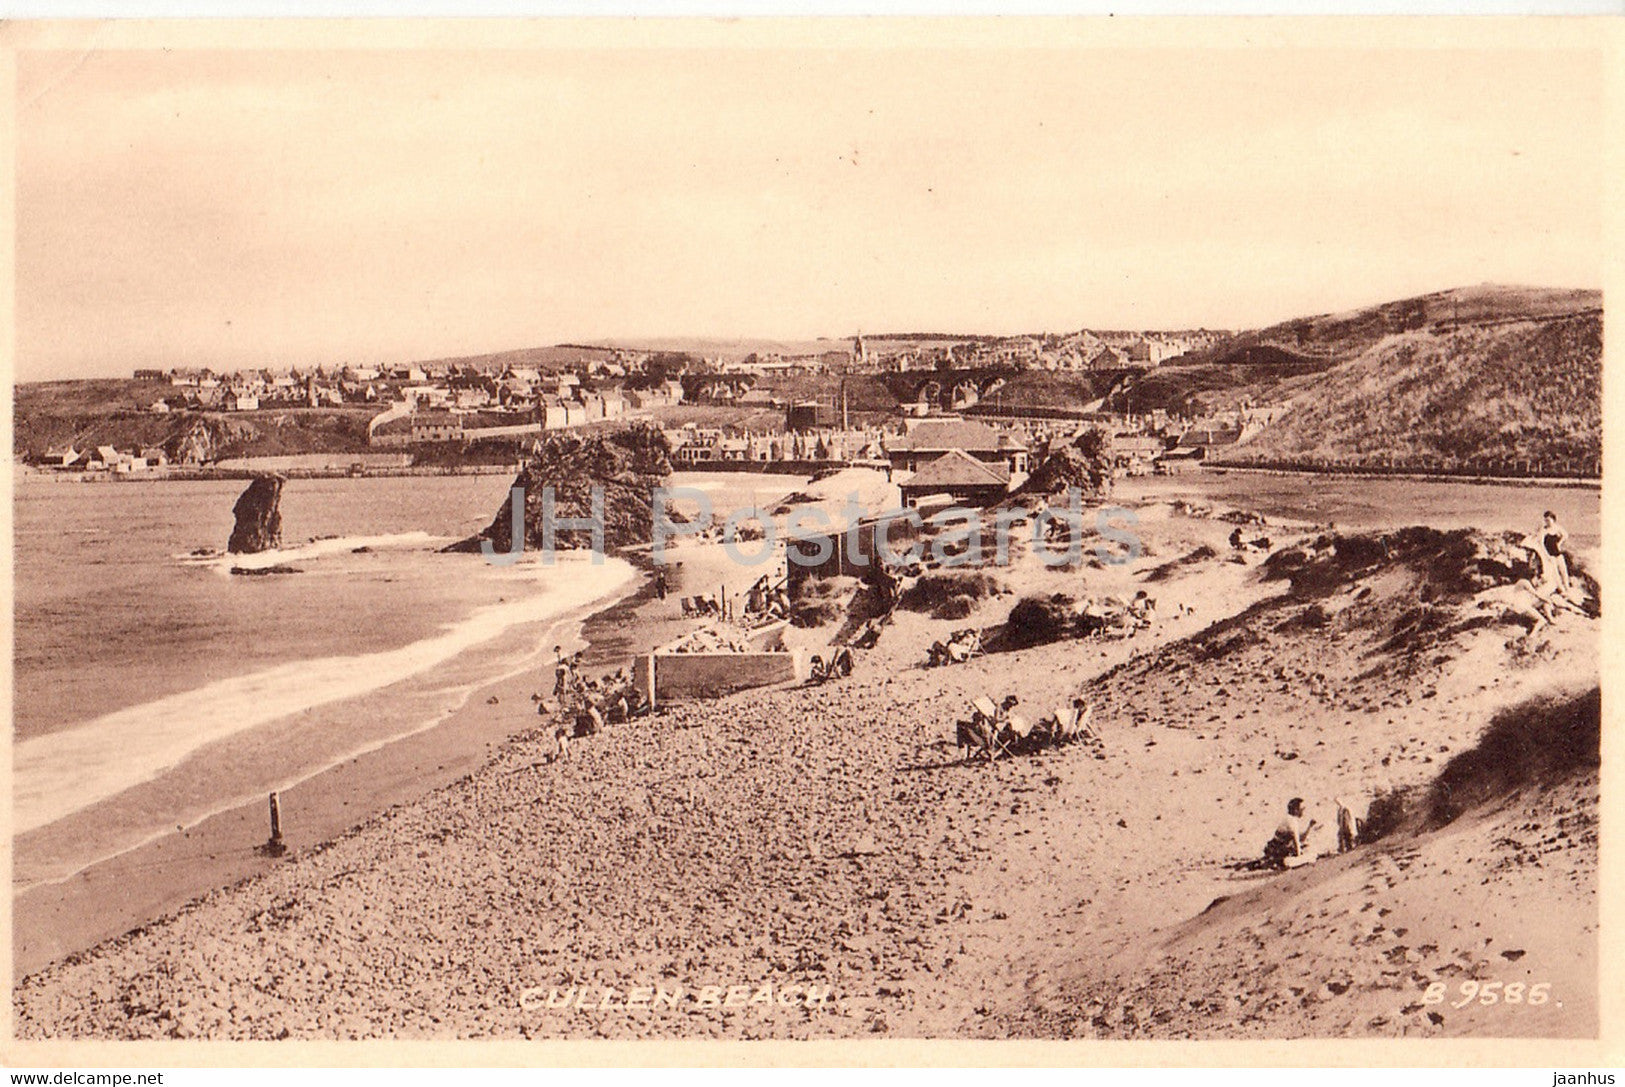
[[1227, 310, 1601, 473], [14, 389, 379, 463]]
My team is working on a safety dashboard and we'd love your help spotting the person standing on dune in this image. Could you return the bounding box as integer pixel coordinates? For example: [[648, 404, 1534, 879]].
[[1539, 511, 1572, 594]]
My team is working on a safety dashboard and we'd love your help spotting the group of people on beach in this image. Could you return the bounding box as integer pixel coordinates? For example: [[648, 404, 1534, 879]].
[[956, 694, 1105, 763], [1472, 511, 1589, 635], [745, 575, 792, 622], [1077, 589, 1165, 638], [534, 646, 652, 761], [1515, 511, 1587, 631], [926, 628, 984, 667]]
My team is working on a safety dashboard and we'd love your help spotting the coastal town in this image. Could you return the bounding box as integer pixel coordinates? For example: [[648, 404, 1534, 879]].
[[19, 286, 1601, 486], [22, 330, 1265, 479]]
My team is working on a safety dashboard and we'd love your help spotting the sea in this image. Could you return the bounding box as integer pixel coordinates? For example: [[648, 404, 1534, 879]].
[[12, 473, 634, 887]]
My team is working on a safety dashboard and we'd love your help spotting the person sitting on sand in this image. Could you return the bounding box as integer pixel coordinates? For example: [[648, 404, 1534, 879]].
[[575, 698, 604, 738], [829, 646, 853, 678], [1005, 701, 1036, 747], [1518, 536, 1587, 624], [1260, 798, 1316, 869]]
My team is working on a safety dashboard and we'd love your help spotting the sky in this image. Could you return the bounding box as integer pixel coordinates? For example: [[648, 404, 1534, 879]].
[[14, 44, 1605, 380]]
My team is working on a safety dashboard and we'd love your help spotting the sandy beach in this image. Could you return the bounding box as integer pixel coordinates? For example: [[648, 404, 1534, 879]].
[[12, 491, 1599, 1039]]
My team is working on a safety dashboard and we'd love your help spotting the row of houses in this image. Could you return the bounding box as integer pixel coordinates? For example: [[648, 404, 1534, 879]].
[[664, 426, 889, 466], [33, 445, 169, 473], [142, 363, 687, 422], [386, 382, 687, 445]]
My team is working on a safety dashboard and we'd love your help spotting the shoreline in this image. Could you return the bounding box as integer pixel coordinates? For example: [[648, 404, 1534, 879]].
[[1202, 463, 1601, 489], [17, 459, 1604, 489], [12, 559, 657, 981]]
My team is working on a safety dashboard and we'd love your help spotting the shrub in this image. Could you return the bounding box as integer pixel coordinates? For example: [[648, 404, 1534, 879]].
[[1005, 594, 1075, 648], [789, 576, 856, 628], [898, 572, 1003, 618], [1360, 787, 1412, 843]]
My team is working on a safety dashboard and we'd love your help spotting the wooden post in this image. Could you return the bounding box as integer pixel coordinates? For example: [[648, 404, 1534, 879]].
[[262, 791, 287, 857]]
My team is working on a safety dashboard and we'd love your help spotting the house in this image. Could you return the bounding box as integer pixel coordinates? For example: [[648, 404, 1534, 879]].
[[673, 442, 716, 464], [886, 418, 1029, 475], [411, 411, 465, 443], [539, 399, 570, 430], [1175, 426, 1243, 457], [133, 368, 167, 380], [231, 393, 260, 412], [1111, 434, 1167, 471], [898, 449, 1012, 508], [149, 399, 172, 414], [139, 446, 169, 468], [405, 384, 450, 407], [1123, 341, 1155, 366], [454, 386, 493, 410], [1154, 447, 1206, 474], [1085, 346, 1127, 371], [38, 445, 81, 470], [93, 445, 131, 472]]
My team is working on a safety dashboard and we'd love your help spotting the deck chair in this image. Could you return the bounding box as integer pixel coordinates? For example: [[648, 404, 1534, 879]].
[[955, 696, 1001, 764], [1048, 703, 1074, 744], [1071, 701, 1096, 743]]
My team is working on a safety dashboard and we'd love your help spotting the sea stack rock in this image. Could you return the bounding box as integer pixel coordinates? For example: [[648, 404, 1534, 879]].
[[228, 474, 286, 554]]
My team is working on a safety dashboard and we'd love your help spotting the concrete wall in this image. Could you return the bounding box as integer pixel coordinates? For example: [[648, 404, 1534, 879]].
[[644, 650, 803, 704]]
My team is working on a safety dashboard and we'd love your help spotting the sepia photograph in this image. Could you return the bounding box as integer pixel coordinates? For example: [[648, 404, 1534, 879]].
[[3, 18, 1613, 1057]]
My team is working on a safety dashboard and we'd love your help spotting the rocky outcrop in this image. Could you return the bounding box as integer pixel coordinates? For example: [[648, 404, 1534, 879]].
[[165, 416, 259, 466], [1017, 428, 1114, 501], [448, 426, 673, 555], [228, 475, 285, 554]]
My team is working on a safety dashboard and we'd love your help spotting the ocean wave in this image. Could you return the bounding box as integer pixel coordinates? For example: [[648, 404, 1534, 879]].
[[13, 553, 634, 836], [173, 530, 443, 569]]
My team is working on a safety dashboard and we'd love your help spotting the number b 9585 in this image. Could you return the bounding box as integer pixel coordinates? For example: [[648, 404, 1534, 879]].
[[1422, 980, 1551, 1008]]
